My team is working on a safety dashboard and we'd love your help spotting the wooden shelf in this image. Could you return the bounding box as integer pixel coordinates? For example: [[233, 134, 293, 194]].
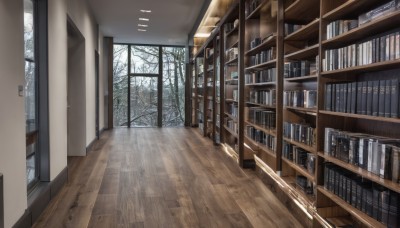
[[284, 75, 317, 82], [321, 59, 400, 76], [245, 121, 277, 137], [245, 81, 276, 87], [225, 57, 238, 65], [245, 59, 276, 71], [223, 125, 238, 138], [317, 187, 385, 228], [226, 26, 238, 37], [225, 79, 238, 85], [318, 152, 400, 194], [322, 0, 382, 21], [246, 102, 276, 109], [284, 106, 317, 115], [229, 40, 239, 49], [246, 0, 271, 20], [322, 11, 400, 49], [284, 44, 319, 60], [224, 112, 238, 121], [225, 99, 238, 103], [281, 176, 316, 206], [319, 110, 400, 124], [283, 137, 316, 153], [245, 136, 276, 158], [284, 0, 319, 23], [282, 157, 315, 182], [245, 35, 276, 56], [285, 18, 319, 41]]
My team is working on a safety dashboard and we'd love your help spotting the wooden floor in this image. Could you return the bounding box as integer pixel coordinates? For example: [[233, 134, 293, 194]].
[[33, 128, 303, 228]]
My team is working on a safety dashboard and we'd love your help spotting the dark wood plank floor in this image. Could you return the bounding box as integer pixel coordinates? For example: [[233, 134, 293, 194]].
[[33, 128, 303, 228]]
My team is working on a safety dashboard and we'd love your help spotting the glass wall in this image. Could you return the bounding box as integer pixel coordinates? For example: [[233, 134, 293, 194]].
[[112, 44, 186, 127], [113, 45, 128, 127], [162, 47, 185, 127]]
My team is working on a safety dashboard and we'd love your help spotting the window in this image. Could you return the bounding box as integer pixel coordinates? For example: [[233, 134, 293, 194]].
[[112, 45, 186, 127], [24, 0, 49, 192], [24, 0, 39, 189]]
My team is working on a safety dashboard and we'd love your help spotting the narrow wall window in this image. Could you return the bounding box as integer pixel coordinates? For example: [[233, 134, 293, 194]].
[[24, 0, 39, 190]]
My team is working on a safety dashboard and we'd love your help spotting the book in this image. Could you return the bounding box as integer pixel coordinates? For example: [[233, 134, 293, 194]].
[[379, 80, 386, 117], [390, 79, 399, 118], [372, 81, 379, 116]]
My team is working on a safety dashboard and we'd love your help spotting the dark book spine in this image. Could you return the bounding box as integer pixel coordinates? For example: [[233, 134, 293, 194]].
[[388, 191, 399, 228], [346, 82, 352, 113], [366, 81, 373, 116], [325, 84, 332, 111], [391, 79, 399, 118], [357, 81, 363, 114], [381, 190, 390, 225], [372, 81, 379, 116], [361, 81, 368, 115], [351, 82, 357, 114], [385, 79, 392, 117], [379, 80, 386, 117]]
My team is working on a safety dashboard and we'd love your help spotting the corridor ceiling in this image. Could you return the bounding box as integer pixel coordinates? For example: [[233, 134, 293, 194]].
[[87, 0, 206, 45]]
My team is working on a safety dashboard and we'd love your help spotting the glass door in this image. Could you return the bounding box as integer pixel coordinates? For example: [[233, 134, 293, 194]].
[[130, 76, 158, 127]]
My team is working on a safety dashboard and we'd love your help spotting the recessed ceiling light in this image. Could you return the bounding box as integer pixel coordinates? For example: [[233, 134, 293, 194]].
[[139, 18, 149, 21], [138, 24, 148, 27], [140, 9, 152, 13], [138, 29, 147, 32]]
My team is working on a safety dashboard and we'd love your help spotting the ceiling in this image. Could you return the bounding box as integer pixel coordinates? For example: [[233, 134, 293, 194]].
[[87, 0, 207, 46]]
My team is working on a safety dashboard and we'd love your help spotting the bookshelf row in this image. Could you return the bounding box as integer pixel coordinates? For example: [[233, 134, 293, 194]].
[[190, 0, 400, 227]]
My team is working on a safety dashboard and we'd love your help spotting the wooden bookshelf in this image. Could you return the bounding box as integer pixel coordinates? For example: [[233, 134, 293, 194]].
[[284, 75, 318, 82], [317, 187, 385, 228], [284, 44, 319, 60], [284, 19, 319, 41], [191, 0, 400, 226], [322, 10, 400, 48]]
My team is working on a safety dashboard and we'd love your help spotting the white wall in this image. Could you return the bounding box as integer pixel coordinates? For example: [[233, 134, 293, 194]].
[[0, 1, 28, 227], [48, 0, 68, 181], [0, 0, 104, 225], [68, 0, 100, 146]]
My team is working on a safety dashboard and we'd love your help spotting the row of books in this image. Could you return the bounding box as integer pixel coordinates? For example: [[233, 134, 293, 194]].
[[296, 176, 314, 195], [249, 47, 276, 66], [246, 125, 276, 151], [283, 90, 317, 109], [249, 89, 276, 106], [283, 122, 315, 147], [225, 118, 238, 135], [324, 163, 399, 228], [324, 128, 400, 183], [358, 0, 400, 26], [249, 37, 262, 50], [322, 30, 400, 71], [283, 141, 315, 175], [227, 103, 238, 118], [245, 68, 276, 84], [284, 23, 304, 37], [230, 71, 238, 79], [325, 79, 400, 118], [326, 20, 358, 40], [232, 89, 238, 102], [284, 60, 317, 78], [248, 108, 276, 129], [226, 47, 238, 62], [224, 22, 237, 34], [245, 0, 261, 17]]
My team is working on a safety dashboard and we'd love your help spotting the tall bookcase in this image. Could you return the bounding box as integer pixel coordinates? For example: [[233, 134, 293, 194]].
[[191, 0, 400, 226]]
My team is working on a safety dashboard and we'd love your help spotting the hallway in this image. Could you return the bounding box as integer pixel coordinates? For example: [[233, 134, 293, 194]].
[[33, 128, 303, 228]]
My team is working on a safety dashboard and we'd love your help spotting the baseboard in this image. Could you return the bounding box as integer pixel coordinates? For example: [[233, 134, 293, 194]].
[[86, 128, 106, 153], [254, 163, 313, 228], [13, 167, 68, 228]]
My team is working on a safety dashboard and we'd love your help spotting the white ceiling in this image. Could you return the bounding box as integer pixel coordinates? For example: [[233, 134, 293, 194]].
[[87, 0, 207, 46]]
